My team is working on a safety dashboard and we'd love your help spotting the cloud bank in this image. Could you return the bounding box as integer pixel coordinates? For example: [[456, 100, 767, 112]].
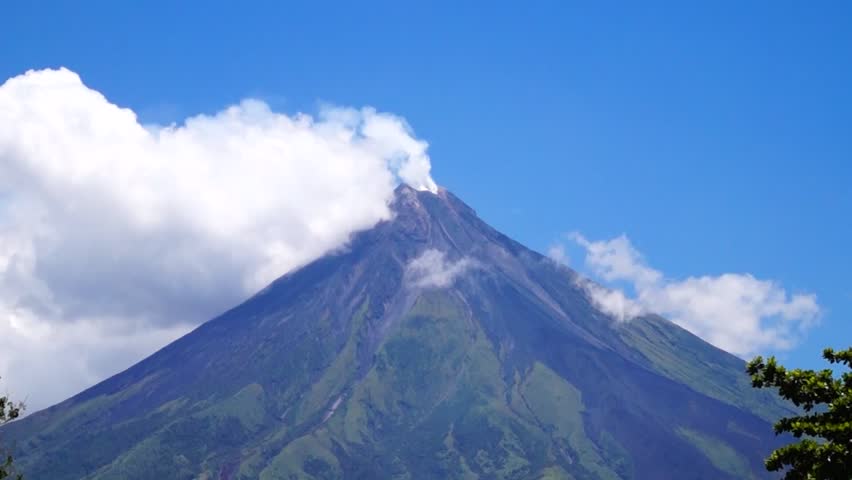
[[406, 249, 474, 288], [0, 68, 438, 410], [565, 233, 819, 356]]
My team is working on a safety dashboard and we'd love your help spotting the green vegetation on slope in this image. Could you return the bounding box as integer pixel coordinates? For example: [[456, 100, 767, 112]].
[[250, 292, 637, 480], [619, 315, 794, 422], [677, 428, 754, 479], [4, 288, 781, 480], [518, 363, 625, 480]]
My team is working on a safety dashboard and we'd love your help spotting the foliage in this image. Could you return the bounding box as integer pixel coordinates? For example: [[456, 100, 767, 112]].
[[0, 377, 24, 480], [747, 347, 852, 479]]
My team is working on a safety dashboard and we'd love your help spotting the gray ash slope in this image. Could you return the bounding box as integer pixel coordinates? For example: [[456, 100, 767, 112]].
[[3, 185, 791, 479]]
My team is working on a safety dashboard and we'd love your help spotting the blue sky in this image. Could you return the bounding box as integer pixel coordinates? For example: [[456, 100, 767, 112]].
[[2, 0, 850, 375]]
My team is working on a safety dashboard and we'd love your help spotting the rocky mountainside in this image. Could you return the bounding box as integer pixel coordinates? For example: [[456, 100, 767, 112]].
[[2, 186, 791, 479]]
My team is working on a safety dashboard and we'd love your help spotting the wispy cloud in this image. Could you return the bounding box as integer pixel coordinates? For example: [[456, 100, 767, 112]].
[[562, 233, 819, 356], [546, 243, 569, 266]]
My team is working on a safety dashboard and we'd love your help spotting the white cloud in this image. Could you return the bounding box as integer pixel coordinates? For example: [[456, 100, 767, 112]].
[[566, 233, 819, 357], [575, 277, 644, 321], [570, 233, 661, 287], [1, 312, 192, 409], [0, 67, 439, 411], [546, 243, 569, 266], [406, 249, 474, 288]]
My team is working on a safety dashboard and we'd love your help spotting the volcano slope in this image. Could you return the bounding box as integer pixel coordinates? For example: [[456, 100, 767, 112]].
[[2, 186, 792, 479]]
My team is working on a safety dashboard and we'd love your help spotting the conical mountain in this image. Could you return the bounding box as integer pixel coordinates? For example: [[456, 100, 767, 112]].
[[3, 186, 791, 479]]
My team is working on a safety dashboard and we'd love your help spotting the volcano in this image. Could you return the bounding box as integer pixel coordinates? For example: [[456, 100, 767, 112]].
[[3, 186, 791, 479]]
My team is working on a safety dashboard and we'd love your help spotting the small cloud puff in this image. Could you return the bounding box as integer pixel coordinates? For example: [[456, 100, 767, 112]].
[[546, 244, 569, 266], [406, 249, 475, 288], [574, 277, 644, 321]]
